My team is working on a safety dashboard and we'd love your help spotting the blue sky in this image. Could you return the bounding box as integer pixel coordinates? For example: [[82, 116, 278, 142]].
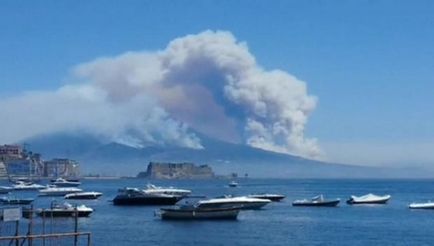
[[1, 0, 434, 166]]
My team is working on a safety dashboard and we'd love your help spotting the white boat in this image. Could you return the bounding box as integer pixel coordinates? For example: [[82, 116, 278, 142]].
[[347, 193, 391, 204], [51, 178, 81, 187], [39, 186, 82, 196], [409, 201, 434, 209], [228, 181, 238, 187], [248, 193, 285, 202], [143, 184, 191, 196], [197, 196, 271, 210], [65, 192, 102, 200], [12, 181, 45, 191], [159, 205, 240, 220]]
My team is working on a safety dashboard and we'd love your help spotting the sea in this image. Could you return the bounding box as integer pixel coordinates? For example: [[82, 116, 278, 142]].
[[2, 178, 434, 246]]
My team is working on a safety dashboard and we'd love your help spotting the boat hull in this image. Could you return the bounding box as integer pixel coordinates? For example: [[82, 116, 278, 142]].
[[409, 203, 434, 209], [65, 193, 102, 200], [36, 210, 92, 217], [249, 195, 285, 202], [292, 200, 340, 207], [160, 207, 239, 220], [52, 183, 81, 187], [13, 185, 45, 191], [39, 191, 81, 196], [198, 201, 269, 210], [113, 196, 182, 206], [346, 199, 389, 205], [0, 187, 13, 194], [39, 188, 82, 197]]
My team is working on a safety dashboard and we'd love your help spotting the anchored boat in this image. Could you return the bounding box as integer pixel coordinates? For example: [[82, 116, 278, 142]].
[[143, 184, 191, 196], [347, 193, 391, 204], [0, 196, 34, 205], [65, 192, 102, 200], [39, 186, 83, 196], [12, 181, 45, 191], [248, 193, 285, 202], [51, 177, 81, 187], [0, 186, 13, 194], [36, 203, 93, 217], [113, 187, 184, 205], [159, 205, 240, 220], [292, 195, 340, 207], [409, 201, 434, 209], [197, 195, 271, 210]]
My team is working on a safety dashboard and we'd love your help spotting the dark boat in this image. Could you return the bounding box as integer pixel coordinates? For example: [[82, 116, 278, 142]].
[[65, 192, 102, 200], [159, 206, 240, 220], [113, 187, 183, 205], [248, 193, 285, 202], [292, 195, 340, 207], [0, 186, 13, 194], [35, 203, 93, 217], [0, 197, 34, 205], [22, 207, 33, 219]]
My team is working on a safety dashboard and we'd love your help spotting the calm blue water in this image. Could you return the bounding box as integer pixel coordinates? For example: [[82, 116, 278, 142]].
[[3, 178, 434, 245]]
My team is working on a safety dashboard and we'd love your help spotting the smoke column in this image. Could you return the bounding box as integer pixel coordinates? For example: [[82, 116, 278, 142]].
[[0, 30, 322, 159]]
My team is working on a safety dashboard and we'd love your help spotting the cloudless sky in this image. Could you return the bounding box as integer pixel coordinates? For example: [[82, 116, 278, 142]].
[[1, 0, 434, 166]]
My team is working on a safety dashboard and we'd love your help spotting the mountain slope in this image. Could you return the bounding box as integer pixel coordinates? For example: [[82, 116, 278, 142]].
[[23, 132, 400, 178]]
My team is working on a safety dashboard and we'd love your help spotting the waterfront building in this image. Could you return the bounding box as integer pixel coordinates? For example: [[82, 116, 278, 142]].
[[0, 145, 23, 161], [0, 162, 7, 177], [43, 158, 80, 177]]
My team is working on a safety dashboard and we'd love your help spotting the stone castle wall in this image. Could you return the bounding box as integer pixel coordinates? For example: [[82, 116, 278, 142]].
[[139, 162, 215, 179]]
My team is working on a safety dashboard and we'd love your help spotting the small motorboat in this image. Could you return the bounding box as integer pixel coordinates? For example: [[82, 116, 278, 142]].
[[36, 202, 93, 217], [12, 181, 45, 191], [65, 192, 102, 200], [197, 195, 271, 210], [39, 186, 82, 196], [228, 181, 238, 187], [143, 184, 191, 196], [248, 193, 286, 202], [347, 193, 391, 204], [0, 186, 13, 194], [409, 201, 434, 209], [159, 205, 240, 220], [51, 178, 81, 187], [292, 195, 340, 207], [0, 196, 34, 205], [113, 187, 183, 205]]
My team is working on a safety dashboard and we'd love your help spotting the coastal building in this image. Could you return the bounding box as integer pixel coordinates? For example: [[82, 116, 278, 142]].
[[43, 158, 80, 177], [1, 145, 44, 178], [0, 162, 7, 177], [0, 145, 23, 161], [6, 159, 35, 177], [138, 162, 215, 179]]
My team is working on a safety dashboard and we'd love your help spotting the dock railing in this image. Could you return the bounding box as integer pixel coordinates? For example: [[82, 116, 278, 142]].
[[0, 205, 92, 246]]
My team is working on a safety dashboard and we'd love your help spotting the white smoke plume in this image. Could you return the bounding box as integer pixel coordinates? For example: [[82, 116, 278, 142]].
[[0, 30, 322, 158]]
